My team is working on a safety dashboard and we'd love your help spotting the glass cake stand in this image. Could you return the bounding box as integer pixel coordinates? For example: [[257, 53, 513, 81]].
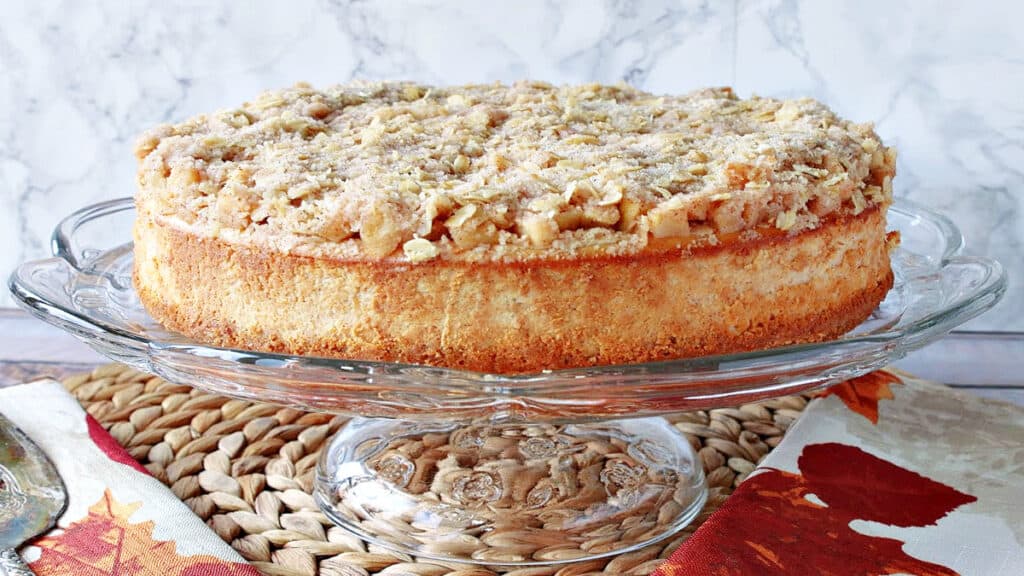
[[9, 198, 1006, 566]]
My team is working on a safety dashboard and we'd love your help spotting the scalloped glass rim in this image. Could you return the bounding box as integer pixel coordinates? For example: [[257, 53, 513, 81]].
[[8, 198, 1006, 419]]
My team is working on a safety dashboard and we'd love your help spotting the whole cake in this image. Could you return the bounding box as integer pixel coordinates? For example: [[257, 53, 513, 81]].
[[133, 82, 897, 373]]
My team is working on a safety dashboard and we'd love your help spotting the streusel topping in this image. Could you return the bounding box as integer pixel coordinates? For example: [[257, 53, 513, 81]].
[[135, 81, 895, 261]]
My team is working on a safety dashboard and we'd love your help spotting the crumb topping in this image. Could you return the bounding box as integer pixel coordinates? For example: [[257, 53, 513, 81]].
[[135, 81, 895, 262]]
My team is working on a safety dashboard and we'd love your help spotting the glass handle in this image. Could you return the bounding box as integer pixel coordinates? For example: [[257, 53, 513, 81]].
[[941, 255, 1006, 303], [50, 197, 134, 269], [914, 255, 1008, 338]]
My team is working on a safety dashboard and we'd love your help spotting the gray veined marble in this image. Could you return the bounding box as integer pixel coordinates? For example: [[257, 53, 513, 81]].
[[0, 0, 1020, 330]]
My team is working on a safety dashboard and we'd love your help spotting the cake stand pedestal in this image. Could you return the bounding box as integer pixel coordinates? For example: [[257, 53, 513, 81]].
[[314, 416, 705, 564]]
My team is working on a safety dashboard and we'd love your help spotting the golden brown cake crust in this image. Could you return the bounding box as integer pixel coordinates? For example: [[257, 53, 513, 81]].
[[134, 206, 895, 374]]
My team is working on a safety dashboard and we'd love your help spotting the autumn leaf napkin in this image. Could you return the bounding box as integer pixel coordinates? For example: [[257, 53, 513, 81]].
[[656, 370, 1024, 576], [0, 379, 259, 576]]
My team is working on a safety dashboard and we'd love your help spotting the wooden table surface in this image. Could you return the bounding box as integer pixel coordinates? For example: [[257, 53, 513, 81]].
[[1, 308, 1021, 406]]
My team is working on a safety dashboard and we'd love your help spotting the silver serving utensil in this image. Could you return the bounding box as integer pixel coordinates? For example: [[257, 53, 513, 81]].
[[0, 412, 67, 576]]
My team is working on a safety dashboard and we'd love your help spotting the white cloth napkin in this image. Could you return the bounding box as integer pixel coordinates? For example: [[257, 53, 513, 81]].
[[0, 379, 259, 576]]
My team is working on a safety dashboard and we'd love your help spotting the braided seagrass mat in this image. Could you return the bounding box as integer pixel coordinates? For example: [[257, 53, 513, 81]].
[[63, 363, 808, 576]]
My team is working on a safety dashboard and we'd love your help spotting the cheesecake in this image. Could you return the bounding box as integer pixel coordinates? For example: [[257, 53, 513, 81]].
[[133, 82, 897, 373]]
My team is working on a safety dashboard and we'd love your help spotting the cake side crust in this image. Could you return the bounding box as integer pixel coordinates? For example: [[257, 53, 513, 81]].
[[133, 207, 895, 374]]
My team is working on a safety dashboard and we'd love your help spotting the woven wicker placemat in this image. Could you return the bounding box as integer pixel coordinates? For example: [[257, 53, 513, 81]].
[[64, 363, 808, 576]]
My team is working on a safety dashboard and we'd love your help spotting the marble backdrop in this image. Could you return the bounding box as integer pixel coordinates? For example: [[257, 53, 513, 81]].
[[1, 0, 1020, 330]]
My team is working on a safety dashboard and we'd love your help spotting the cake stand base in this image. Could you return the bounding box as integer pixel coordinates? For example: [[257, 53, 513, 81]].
[[314, 416, 707, 565]]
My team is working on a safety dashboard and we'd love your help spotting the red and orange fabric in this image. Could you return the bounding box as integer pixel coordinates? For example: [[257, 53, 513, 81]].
[[657, 443, 975, 576], [657, 369, 1024, 576], [31, 490, 256, 576], [0, 380, 259, 576], [819, 370, 902, 424]]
